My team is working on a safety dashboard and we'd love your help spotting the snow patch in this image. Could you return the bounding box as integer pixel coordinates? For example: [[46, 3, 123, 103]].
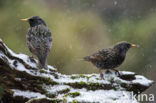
[[11, 89, 46, 99], [45, 85, 70, 94], [65, 89, 138, 103], [121, 71, 135, 75], [133, 75, 153, 86]]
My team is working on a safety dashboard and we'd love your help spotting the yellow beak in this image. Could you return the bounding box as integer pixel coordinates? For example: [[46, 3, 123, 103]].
[[20, 18, 28, 22], [131, 44, 136, 47]]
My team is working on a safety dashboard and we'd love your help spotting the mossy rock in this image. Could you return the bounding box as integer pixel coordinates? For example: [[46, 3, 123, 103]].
[[26, 98, 63, 103], [71, 74, 90, 80], [38, 77, 58, 85], [64, 92, 80, 98], [64, 81, 114, 90]]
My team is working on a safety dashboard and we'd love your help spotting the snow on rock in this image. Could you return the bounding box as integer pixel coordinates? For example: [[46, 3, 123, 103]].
[[121, 71, 135, 75], [0, 39, 154, 103], [6, 46, 37, 68], [44, 85, 70, 94], [132, 75, 154, 86], [65, 89, 138, 103], [0, 41, 56, 75], [11, 89, 46, 99]]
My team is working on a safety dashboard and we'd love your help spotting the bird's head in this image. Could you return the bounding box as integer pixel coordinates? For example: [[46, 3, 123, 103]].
[[21, 16, 46, 27], [113, 41, 136, 54]]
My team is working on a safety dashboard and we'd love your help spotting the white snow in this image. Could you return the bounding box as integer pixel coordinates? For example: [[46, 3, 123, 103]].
[[11, 89, 46, 99], [0, 41, 154, 103], [15, 61, 33, 74], [0, 44, 56, 76], [6, 46, 37, 68], [0, 51, 15, 69], [64, 89, 138, 103], [44, 85, 70, 94], [48, 65, 57, 71], [132, 75, 153, 86], [121, 71, 135, 75]]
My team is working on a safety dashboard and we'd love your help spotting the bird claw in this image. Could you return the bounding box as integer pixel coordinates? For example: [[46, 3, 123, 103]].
[[115, 70, 121, 77], [29, 56, 36, 63], [37, 63, 48, 70], [100, 73, 104, 80]]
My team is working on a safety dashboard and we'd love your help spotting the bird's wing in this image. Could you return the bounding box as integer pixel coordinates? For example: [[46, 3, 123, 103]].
[[37, 25, 52, 51], [26, 25, 52, 56], [84, 48, 112, 62]]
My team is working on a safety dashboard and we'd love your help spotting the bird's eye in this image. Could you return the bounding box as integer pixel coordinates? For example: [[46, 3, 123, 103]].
[[29, 19, 34, 22], [128, 44, 131, 48]]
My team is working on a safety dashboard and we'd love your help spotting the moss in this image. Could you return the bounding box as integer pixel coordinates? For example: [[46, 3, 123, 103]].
[[86, 82, 100, 90], [45, 93, 56, 98], [58, 88, 70, 94], [96, 78, 100, 80], [39, 69, 47, 73], [71, 74, 90, 80], [27, 98, 63, 103], [109, 77, 115, 83], [34, 84, 48, 94], [71, 74, 84, 79], [64, 92, 80, 98], [35, 84, 43, 90], [38, 77, 58, 85], [78, 81, 86, 85], [65, 81, 113, 90], [71, 100, 79, 103], [62, 97, 67, 103], [112, 86, 117, 91], [45, 88, 70, 98]]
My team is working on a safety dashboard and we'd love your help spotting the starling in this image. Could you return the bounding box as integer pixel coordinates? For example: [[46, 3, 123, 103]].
[[21, 16, 52, 69], [83, 41, 136, 79]]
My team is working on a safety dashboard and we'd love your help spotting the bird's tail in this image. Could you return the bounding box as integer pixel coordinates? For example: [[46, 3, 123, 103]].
[[37, 53, 48, 69], [38, 60, 48, 69], [83, 56, 91, 61]]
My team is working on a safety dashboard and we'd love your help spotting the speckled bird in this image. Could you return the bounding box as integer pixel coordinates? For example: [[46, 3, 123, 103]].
[[21, 16, 52, 69], [83, 41, 136, 79]]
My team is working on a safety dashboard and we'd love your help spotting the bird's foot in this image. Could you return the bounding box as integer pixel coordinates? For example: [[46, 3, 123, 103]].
[[44, 65, 48, 70], [113, 69, 121, 77], [37, 62, 43, 69], [37, 63, 48, 70], [29, 56, 36, 63], [100, 72, 104, 80]]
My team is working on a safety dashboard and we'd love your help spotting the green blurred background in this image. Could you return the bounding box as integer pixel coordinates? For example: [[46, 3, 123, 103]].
[[0, 0, 155, 102]]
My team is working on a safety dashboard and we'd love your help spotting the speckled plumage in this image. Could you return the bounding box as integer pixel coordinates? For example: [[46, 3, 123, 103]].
[[23, 16, 52, 69], [83, 41, 136, 79]]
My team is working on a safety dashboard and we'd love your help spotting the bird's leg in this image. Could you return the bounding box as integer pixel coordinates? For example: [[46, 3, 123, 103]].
[[112, 69, 120, 76], [29, 55, 34, 60], [44, 64, 48, 70], [37, 61, 42, 69], [99, 69, 104, 80], [29, 55, 36, 63]]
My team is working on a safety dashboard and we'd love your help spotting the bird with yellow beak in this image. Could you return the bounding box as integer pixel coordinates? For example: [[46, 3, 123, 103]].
[[83, 41, 136, 79], [21, 16, 52, 69]]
